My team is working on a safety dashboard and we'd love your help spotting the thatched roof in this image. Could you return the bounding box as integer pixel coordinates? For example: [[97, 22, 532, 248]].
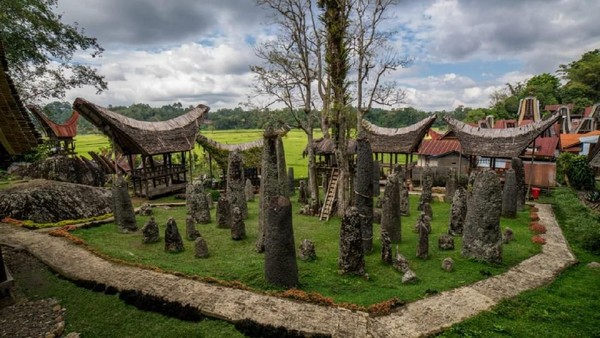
[[443, 112, 561, 158], [73, 98, 209, 155], [196, 133, 263, 169], [304, 137, 357, 156], [0, 41, 42, 156], [27, 105, 79, 138], [361, 115, 437, 154]]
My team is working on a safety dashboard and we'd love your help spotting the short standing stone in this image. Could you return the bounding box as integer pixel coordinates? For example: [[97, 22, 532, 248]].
[[373, 208, 381, 224], [381, 172, 401, 243], [402, 269, 419, 284], [186, 181, 210, 224], [438, 234, 455, 250], [445, 168, 458, 203], [399, 179, 410, 216], [511, 157, 526, 210], [448, 187, 467, 236], [227, 151, 248, 219], [298, 180, 308, 205], [288, 167, 295, 194], [216, 197, 231, 229], [441, 257, 454, 272], [164, 217, 184, 253], [338, 207, 366, 276], [185, 215, 201, 241], [503, 227, 514, 244], [381, 230, 393, 264], [502, 169, 518, 218], [264, 196, 298, 287], [299, 239, 317, 261], [231, 206, 246, 240], [139, 203, 153, 216], [462, 170, 503, 264], [112, 174, 138, 233], [245, 179, 255, 202], [393, 252, 410, 273], [197, 192, 211, 224], [141, 217, 159, 243], [194, 237, 209, 258], [416, 213, 430, 259], [419, 165, 433, 209]]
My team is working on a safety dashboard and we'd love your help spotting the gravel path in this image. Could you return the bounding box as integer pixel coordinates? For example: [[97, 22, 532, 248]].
[[0, 203, 576, 337]]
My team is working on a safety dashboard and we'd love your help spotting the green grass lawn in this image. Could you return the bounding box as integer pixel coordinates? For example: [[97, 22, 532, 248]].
[[72, 195, 537, 307]]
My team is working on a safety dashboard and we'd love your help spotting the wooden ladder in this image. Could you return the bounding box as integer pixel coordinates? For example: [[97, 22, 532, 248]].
[[319, 168, 339, 221]]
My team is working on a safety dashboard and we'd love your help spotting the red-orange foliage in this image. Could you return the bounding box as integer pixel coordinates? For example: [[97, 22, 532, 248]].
[[530, 223, 547, 234], [530, 212, 540, 222], [48, 228, 84, 245], [531, 235, 546, 245], [1, 217, 23, 225]]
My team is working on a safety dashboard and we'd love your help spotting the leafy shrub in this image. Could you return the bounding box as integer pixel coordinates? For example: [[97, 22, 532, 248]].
[[567, 156, 595, 190], [556, 152, 576, 185], [574, 217, 600, 254]]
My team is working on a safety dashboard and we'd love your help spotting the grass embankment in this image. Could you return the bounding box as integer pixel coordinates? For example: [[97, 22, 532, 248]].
[[72, 195, 537, 307], [440, 187, 600, 338]]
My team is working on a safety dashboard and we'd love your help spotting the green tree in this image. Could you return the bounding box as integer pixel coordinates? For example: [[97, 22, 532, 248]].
[[524, 73, 561, 108], [559, 49, 600, 104], [0, 0, 106, 101]]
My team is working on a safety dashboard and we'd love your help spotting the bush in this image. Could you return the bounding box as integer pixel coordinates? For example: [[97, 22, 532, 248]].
[[567, 156, 595, 190], [575, 217, 600, 254], [556, 152, 576, 185]]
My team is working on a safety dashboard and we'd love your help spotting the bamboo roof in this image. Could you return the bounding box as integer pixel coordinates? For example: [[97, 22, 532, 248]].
[[196, 133, 263, 169], [361, 115, 437, 154], [0, 41, 42, 156], [27, 105, 79, 139], [73, 98, 209, 155], [443, 112, 561, 158]]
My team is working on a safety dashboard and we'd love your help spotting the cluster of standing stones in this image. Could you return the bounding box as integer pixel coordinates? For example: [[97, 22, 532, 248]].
[[110, 128, 528, 288]]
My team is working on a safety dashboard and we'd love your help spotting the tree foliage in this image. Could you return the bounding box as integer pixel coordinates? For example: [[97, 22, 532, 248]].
[[0, 0, 107, 101], [559, 49, 600, 104]]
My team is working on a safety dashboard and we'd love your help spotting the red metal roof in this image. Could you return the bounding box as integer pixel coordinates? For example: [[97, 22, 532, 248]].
[[522, 136, 559, 159], [428, 129, 442, 140], [545, 104, 574, 113], [418, 139, 462, 157]]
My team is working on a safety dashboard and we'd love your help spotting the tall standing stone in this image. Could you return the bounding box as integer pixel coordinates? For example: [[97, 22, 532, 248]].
[[256, 127, 281, 253], [502, 169, 518, 218], [416, 212, 430, 259], [186, 181, 210, 224], [419, 201, 432, 220], [511, 157, 526, 210], [298, 180, 308, 205], [216, 196, 231, 229], [445, 168, 458, 203], [185, 215, 201, 240], [381, 172, 401, 243], [462, 170, 503, 264], [227, 151, 247, 219], [231, 206, 246, 240], [338, 207, 365, 276], [448, 187, 467, 236], [288, 167, 295, 195], [112, 174, 137, 233], [400, 178, 410, 216], [419, 165, 433, 210], [141, 217, 159, 243], [264, 195, 298, 288], [276, 136, 289, 197], [381, 230, 393, 264], [164, 217, 184, 253], [354, 133, 374, 253], [245, 179, 255, 202], [373, 161, 380, 197]]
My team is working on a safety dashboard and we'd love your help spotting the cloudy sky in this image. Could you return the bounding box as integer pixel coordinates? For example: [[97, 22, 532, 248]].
[[56, 0, 599, 112]]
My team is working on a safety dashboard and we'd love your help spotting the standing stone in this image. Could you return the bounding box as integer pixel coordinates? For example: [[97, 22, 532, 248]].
[[448, 187, 467, 236], [299, 239, 317, 261], [164, 217, 184, 253], [227, 151, 247, 219], [141, 217, 159, 244], [288, 167, 295, 195], [381, 230, 393, 264], [139, 203, 153, 216], [264, 196, 298, 288], [381, 172, 401, 243], [231, 206, 246, 240], [338, 207, 366, 276], [462, 170, 503, 264], [393, 252, 410, 273], [402, 269, 419, 284], [438, 234, 455, 250], [207, 192, 214, 210], [197, 192, 211, 224], [216, 197, 231, 229], [503, 227, 514, 244], [418, 165, 433, 210], [442, 257, 454, 272], [416, 213, 430, 259], [112, 174, 137, 233], [419, 201, 433, 220], [245, 179, 255, 202], [511, 157, 526, 210], [399, 179, 410, 216], [185, 215, 201, 241], [256, 127, 281, 253], [298, 180, 308, 205], [186, 181, 210, 224], [194, 236, 209, 258], [276, 136, 289, 197], [354, 133, 374, 252], [502, 169, 518, 218], [445, 168, 458, 203], [373, 161, 380, 197]]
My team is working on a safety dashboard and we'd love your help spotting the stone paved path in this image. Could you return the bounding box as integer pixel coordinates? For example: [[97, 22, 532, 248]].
[[0, 203, 576, 337]]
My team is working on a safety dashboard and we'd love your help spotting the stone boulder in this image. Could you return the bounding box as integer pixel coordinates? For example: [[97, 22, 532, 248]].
[[164, 218, 184, 253], [141, 217, 159, 244], [0, 179, 112, 223], [23, 156, 105, 187], [299, 239, 317, 261]]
